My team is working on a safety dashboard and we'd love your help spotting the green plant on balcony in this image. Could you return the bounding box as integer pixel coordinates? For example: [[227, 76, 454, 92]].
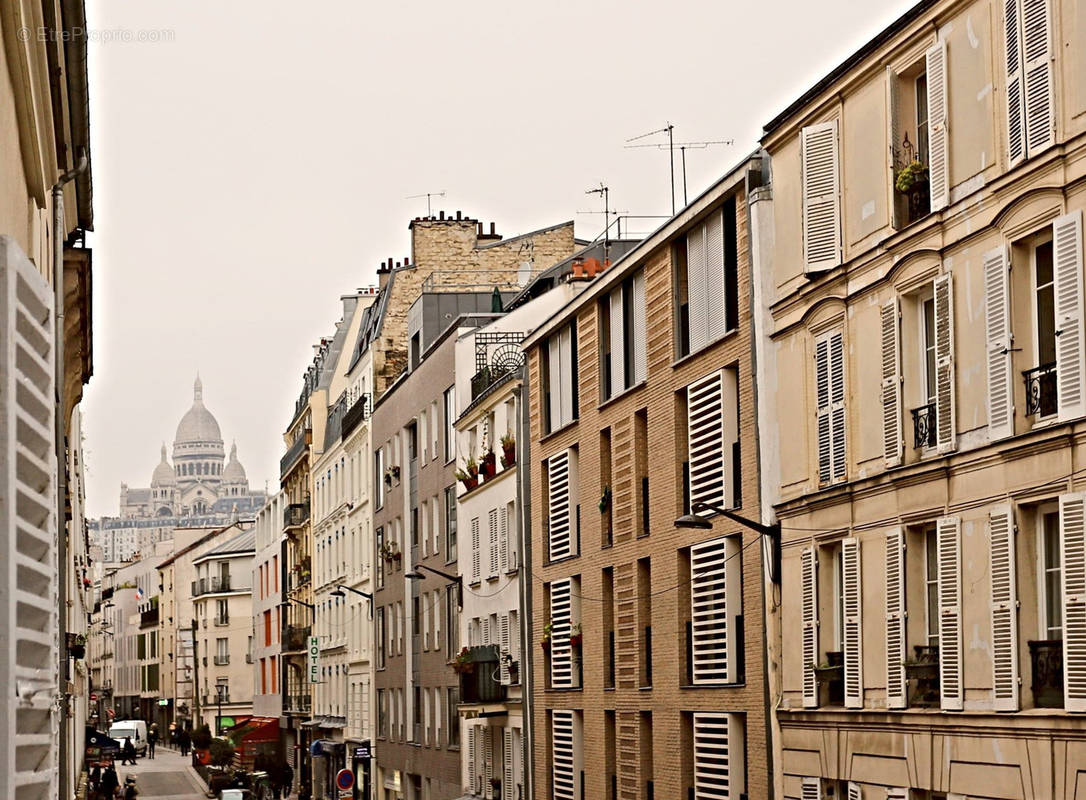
[[480, 447, 497, 479], [569, 623, 583, 648], [894, 160, 929, 193], [540, 621, 553, 650], [452, 646, 474, 674], [456, 457, 479, 491], [598, 486, 612, 513], [500, 433, 516, 468]]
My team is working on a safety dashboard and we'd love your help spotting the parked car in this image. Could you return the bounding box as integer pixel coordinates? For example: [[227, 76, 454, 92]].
[[108, 720, 148, 757]]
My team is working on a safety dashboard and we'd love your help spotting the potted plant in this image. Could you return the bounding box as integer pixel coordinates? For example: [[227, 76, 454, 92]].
[[480, 447, 497, 479], [904, 644, 940, 707], [812, 651, 844, 706], [598, 486, 612, 514], [67, 633, 86, 659], [452, 646, 474, 674], [569, 623, 583, 648], [455, 468, 478, 492], [895, 159, 930, 222], [540, 622, 553, 651], [500, 433, 516, 468], [384, 468, 393, 488]]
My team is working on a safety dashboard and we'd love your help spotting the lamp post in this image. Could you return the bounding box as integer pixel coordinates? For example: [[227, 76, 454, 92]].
[[215, 682, 226, 735], [674, 501, 781, 584], [330, 584, 374, 617], [404, 564, 463, 608]]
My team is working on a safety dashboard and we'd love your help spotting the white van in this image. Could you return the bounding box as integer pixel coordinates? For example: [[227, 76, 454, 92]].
[[108, 720, 148, 757]]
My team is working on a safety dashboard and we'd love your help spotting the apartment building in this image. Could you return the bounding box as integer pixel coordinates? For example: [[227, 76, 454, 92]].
[[253, 492, 286, 721], [753, 1, 1086, 797], [523, 164, 768, 800]]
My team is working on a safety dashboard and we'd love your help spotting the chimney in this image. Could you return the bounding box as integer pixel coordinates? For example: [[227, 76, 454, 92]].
[[439, 211, 445, 220], [456, 210, 462, 220], [377, 260, 391, 290], [478, 221, 502, 242]]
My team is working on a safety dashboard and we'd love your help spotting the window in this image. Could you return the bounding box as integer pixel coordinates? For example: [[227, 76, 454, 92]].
[[445, 486, 457, 562], [216, 599, 228, 626], [1027, 238, 1059, 418], [800, 120, 841, 273], [815, 331, 846, 483], [689, 536, 743, 685], [264, 610, 272, 647], [488, 508, 500, 579], [690, 713, 745, 800], [600, 269, 647, 399], [470, 517, 481, 584], [377, 689, 387, 738], [375, 527, 384, 589], [446, 589, 459, 654], [543, 324, 578, 433], [447, 687, 460, 746], [686, 369, 739, 513], [1005, 0, 1054, 166], [374, 447, 385, 509], [924, 526, 939, 647], [551, 710, 582, 800], [1040, 506, 1062, 639], [549, 577, 581, 689], [444, 386, 455, 463], [674, 199, 739, 357], [375, 608, 386, 668], [546, 449, 579, 560], [802, 539, 861, 709]]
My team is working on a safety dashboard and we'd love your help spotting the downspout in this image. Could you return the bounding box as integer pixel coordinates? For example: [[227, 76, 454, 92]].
[[54, 148, 88, 800], [513, 370, 534, 800]]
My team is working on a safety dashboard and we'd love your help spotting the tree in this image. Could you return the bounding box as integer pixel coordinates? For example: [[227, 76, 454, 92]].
[[191, 724, 212, 750], [209, 737, 236, 768]]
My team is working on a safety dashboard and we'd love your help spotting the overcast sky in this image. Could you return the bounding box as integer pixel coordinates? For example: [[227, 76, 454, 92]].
[[81, 0, 915, 518]]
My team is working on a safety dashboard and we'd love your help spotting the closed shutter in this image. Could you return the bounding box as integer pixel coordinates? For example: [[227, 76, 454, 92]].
[[926, 40, 950, 211], [1060, 492, 1086, 712], [816, 332, 847, 483], [693, 713, 744, 800], [984, 247, 1015, 440], [499, 504, 509, 573], [632, 269, 648, 384], [801, 777, 823, 800], [887, 66, 903, 230], [548, 334, 563, 431], [934, 273, 957, 453], [688, 221, 710, 352], [489, 508, 499, 578], [705, 210, 726, 343], [688, 371, 726, 512], [1053, 210, 1086, 421], [885, 528, 907, 709], [550, 578, 574, 688], [801, 120, 841, 273], [0, 239, 57, 800], [937, 516, 964, 711], [690, 536, 740, 684], [1022, 0, 1054, 155], [842, 538, 864, 708], [1005, 0, 1026, 166], [989, 505, 1020, 711], [609, 286, 625, 397], [880, 298, 903, 467], [503, 727, 514, 797], [560, 325, 576, 424], [484, 726, 494, 798], [548, 450, 575, 560], [552, 710, 576, 800], [801, 547, 819, 708], [848, 783, 863, 800], [468, 726, 477, 792], [471, 517, 481, 582], [499, 613, 511, 685]]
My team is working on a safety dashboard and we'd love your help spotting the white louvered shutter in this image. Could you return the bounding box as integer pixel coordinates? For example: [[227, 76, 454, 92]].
[[687, 220, 710, 352], [705, 210, 726, 343], [692, 713, 744, 800], [548, 450, 575, 560], [488, 508, 499, 578], [880, 298, 903, 467], [801, 777, 823, 800], [550, 578, 574, 688], [934, 273, 957, 453], [926, 40, 950, 212], [989, 505, 1019, 711], [886, 66, 903, 230], [801, 120, 842, 273], [0, 239, 57, 800], [499, 613, 511, 685], [552, 710, 576, 800], [468, 726, 477, 792], [632, 269, 648, 384], [816, 332, 847, 483], [609, 285, 625, 397], [984, 247, 1015, 440], [801, 547, 819, 708], [1005, 0, 1026, 166], [482, 616, 491, 647], [499, 504, 509, 573], [548, 334, 563, 431], [842, 538, 864, 708], [1022, 0, 1054, 156], [690, 536, 740, 684], [848, 783, 863, 800], [937, 516, 964, 711], [1060, 492, 1086, 712], [885, 528, 907, 709], [688, 371, 726, 513], [1053, 210, 1086, 422], [471, 517, 481, 582], [560, 325, 575, 425], [503, 727, 514, 796], [484, 726, 494, 798]]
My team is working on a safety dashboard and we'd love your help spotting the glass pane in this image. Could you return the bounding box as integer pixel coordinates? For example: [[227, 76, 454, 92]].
[[1046, 570, 1062, 638], [1044, 512, 1061, 567], [916, 73, 929, 165], [924, 299, 937, 402]]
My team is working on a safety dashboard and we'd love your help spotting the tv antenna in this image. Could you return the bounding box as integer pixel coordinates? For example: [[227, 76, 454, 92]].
[[405, 190, 447, 217], [581, 183, 618, 259], [626, 124, 734, 209]]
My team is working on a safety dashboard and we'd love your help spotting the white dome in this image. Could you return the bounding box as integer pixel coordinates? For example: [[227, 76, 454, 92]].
[[174, 376, 223, 445], [223, 442, 247, 484], [151, 444, 176, 486]]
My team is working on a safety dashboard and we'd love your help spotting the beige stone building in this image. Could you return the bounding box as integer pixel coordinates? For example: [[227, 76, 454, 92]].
[[752, 0, 1086, 797]]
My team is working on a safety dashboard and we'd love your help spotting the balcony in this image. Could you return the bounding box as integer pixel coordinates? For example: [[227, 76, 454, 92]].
[[214, 654, 230, 666], [911, 402, 936, 449], [191, 576, 234, 596], [1024, 363, 1057, 418], [458, 645, 506, 704], [285, 693, 312, 714], [280, 433, 309, 479], [284, 502, 311, 531], [1029, 639, 1063, 708], [284, 624, 312, 652], [341, 393, 372, 439], [139, 606, 159, 629]]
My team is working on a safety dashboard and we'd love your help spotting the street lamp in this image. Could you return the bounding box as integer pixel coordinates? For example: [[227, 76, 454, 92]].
[[330, 584, 373, 617], [674, 501, 781, 584], [405, 564, 463, 608], [215, 683, 227, 735]]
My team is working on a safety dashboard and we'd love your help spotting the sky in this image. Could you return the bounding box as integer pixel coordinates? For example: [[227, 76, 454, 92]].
[[81, 0, 916, 518]]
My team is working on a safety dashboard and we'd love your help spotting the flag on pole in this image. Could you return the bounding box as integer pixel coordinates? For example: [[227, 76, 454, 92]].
[[136, 586, 145, 602]]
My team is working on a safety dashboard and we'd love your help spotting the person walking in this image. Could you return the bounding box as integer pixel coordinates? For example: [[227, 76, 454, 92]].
[[89, 763, 101, 795], [178, 728, 191, 757], [147, 727, 157, 759], [121, 737, 137, 766], [100, 764, 120, 799]]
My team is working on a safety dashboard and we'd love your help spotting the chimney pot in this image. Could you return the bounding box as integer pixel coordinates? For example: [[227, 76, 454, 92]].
[[405, 255, 410, 265], [490, 222, 496, 235], [456, 210, 462, 220], [439, 211, 445, 220]]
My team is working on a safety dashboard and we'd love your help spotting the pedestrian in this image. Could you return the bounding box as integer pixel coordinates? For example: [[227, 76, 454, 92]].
[[178, 729, 190, 757], [147, 727, 157, 759], [89, 763, 101, 794], [100, 764, 119, 799], [124, 775, 139, 799], [121, 737, 137, 766]]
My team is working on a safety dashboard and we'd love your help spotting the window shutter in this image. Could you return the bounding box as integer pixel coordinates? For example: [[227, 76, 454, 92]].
[[489, 508, 499, 578], [705, 210, 727, 342], [552, 710, 577, 800], [937, 516, 963, 711], [1060, 492, 1086, 712], [560, 325, 576, 425], [692, 713, 744, 800], [926, 40, 950, 211], [880, 298, 903, 467], [1053, 210, 1086, 421], [688, 222, 709, 352], [984, 247, 1015, 440], [934, 273, 957, 453], [690, 536, 740, 684], [830, 333, 846, 480], [632, 270, 648, 384], [503, 727, 514, 796], [471, 517, 481, 582], [0, 240, 57, 800], [484, 726, 494, 798], [499, 505, 509, 573], [816, 337, 832, 483], [548, 334, 562, 431], [817, 332, 847, 483], [801, 120, 842, 273], [1022, 0, 1054, 156], [886, 66, 903, 230], [499, 613, 511, 685], [548, 450, 575, 560], [1005, 0, 1026, 166], [801, 547, 819, 708], [609, 286, 625, 397], [801, 777, 823, 800], [885, 528, 907, 709], [468, 726, 477, 792], [688, 371, 726, 512], [550, 578, 574, 688], [842, 538, 864, 708], [848, 783, 863, 800], [989, 505, 1019, 711]]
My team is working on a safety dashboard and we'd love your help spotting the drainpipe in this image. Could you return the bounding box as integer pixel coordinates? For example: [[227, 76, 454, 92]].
[[53, 149, 87, 800], [512, 372, 534, 800]]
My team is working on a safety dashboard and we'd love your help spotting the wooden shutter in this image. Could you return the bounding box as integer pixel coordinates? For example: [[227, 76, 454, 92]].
[[817, 332, 847, 483], [984, 247, 1015, 440], [468, 725, 478, 792], [552, 710, 576, 800], [688, 220, 710, 352], [690, 536, 740, 684], [632, 269, 648, 384], [887, 66, 903, 230], [885, 528, 907, 709], [693, 713, 744, 800], [926, 40, 950, 211], [989, 505, 1020, 711], [548, 333, 563, 431], [561, 325, 576, 425], [484, 726, 494, 798], [550, 578, 574, 688], [842, 538, 864, 708], [503, 727, 514, 796], [801, 777, 823, 800], [934, 273, 957, 453], [499, 613, 511, 685], [499, 504, 509, 573], [801, 120, 842, 273], [489, 507, 500, 578], [880, 298, 903, 467], [937, 516, 964, 711], [609, 286, 625, 397], [471, 517, 481, 582], [705, 210, 726, 342], [688, 371, 727, 512], [0, 239, 57, 800], [1053, 210, 1086, 421], [548, 450, 575, 560], [848, 783, 863, 800], [801, 547, 819, 708], [1022, 0, 1054, 155], [1060, 492, 1086, 712], [1005, 0, 1026, 166]]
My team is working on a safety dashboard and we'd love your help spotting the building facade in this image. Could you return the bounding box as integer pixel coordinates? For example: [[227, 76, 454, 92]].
[[253, 492, 286, 721]]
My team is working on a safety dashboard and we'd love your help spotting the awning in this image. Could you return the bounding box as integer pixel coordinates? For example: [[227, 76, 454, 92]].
[[301, 715, 347, 729], [310, 738, 345, 757], [301, 718, 323, 728]]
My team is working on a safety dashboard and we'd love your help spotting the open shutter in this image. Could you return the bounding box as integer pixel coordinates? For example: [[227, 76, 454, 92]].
[[468, 726, 478, 792], [1022, 0, 1054, 156], [503, 728, 514, 797], [688, 221, 710, 352], [489, 508, 500, 578], [609, 286, 625, 397], [484, 726, 494, 798], [989, 505, 1020, 711], [1005, 0, 1026, 166], [548, 450, 573, 560], [548, 334, 563, 431], [499, 613, 511, 685], [693, 713, 744, 800], [937, 516, 964, 711], [927, 40, 950, 211], [801, 120, 842, 273], [842, 538, 864, 708], [552, 710, 577, 800], [1053, 210, 1086, 421], [887, 66, 904, 230], [0, 239, 57, 800], [801, 777, 823, 800], [848, 783, 863, 800], [816, 337, 832, 483], [801, 547, 819, 708], [705, 210, 726, 342], [690, 535, 740, 684], [984, 247, 1015, 440], [1060, 492, 1086, 712], [688, 371, 726, 512], [499, 505, 509, 573], [632, 269, 648, 384], [885, 528, 907, 709], [829, 332, 847, 481], [934, 273, 957, 453], [550, 578, 574, 688], [471, 517, 481, 582], [880, 298, 903, 467]]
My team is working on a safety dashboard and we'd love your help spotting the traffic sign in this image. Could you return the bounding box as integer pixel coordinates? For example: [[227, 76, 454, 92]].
[[336, 769, 354, 792], [89, 692, 98, 702]]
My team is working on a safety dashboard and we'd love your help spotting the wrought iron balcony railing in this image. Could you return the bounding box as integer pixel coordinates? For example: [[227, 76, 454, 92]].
[[1024, 362, 1057, 418], [911, 402, 937, 449], [284, 502, 311, 530]]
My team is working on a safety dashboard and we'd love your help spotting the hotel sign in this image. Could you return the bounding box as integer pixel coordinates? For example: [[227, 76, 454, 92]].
[[308, 636, 320, 683]]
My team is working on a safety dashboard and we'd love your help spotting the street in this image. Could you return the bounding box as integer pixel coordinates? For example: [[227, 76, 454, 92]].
[[111, 748, 208, 800]]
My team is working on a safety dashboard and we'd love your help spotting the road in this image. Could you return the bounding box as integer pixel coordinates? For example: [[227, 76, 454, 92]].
[[109, 747, 208, 799]]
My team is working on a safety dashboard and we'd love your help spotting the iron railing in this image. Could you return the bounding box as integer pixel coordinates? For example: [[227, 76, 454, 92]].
[[459, 645, 506, 704], [284, 502, 310, 530], [284, 624, 311, 652], [341, 393, 372, 439], [911, 402, 937, 449], [213, 655, 230, 665], [1024, 363, 1057, 417], [280, 433, 309, 478]]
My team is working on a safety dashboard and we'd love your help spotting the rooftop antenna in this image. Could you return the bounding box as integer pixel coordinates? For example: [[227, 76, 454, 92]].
[[626, 135, 734, 207], [626, 122, 675, 214], [405, 190, 447, 217], [583, 183, 613, 261]]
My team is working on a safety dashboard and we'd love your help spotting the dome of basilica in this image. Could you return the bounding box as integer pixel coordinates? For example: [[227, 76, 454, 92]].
[[223, 442, 247, 483], [174, 376, 223, 445], [151, 444, 176, 486]]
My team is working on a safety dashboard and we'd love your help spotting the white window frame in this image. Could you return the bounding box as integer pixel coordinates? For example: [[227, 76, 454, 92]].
[[1038, 502, 1062, 639]]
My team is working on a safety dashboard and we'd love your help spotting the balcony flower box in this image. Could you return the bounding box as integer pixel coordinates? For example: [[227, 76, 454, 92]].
[[500, 434, 516, 468], [480, 450, 497, 479], [452, 646, 474, 675]]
